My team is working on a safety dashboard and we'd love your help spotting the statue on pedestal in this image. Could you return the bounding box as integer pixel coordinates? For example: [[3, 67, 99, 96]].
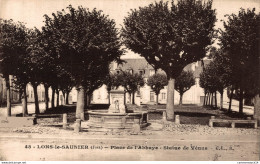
[[108, 90, 126, 113]]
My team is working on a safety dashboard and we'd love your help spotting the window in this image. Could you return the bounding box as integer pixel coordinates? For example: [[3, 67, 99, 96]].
[[161, 93, 166, 100], [149, 69, 155, 76]]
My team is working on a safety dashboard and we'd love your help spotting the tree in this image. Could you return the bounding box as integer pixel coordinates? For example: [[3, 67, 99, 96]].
[[122, 0, 216, 120], [200, 51, 231, 109], [147, 73, 168, 105], [219, 8, 259, 114], [175, 70, 195, 106], [210, 49, 232, 109], [58, 71, 74, 105], [199, 62, 217, 107], [0, 19, 28, 116], [25, 29, 50, 114], [200, 61, 222, 108], [43, 6, 123, 120], [115, 71, 144, 104], [12, 69, 30, 116], [37, 30, 61, 110]]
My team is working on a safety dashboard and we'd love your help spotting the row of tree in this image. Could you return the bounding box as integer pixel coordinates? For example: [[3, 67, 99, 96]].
[[3, 0, 257, 121], [1, 0, 217, 121], [0, 19, 75, 116], [105, 69, 195, 106], [0, 6, 123, 119], [199, 8, 259, 114]]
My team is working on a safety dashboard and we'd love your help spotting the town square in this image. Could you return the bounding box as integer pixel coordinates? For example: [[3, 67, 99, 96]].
[[0, 0, 259, 162]]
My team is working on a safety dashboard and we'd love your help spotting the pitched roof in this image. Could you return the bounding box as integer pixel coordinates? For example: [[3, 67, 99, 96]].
[[118, 58, 154, 71], [111, 58, 212, 78]]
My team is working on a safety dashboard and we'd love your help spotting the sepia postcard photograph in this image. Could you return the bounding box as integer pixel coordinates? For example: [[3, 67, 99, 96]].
[[0, 0, 259, 162]]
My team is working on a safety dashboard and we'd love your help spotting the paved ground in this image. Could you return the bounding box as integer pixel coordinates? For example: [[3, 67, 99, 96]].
[[0, 120, 259, 161], [0, 103, 258, 161]]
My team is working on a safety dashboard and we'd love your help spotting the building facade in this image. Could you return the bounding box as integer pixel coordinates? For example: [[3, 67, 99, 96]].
[[90, 58, 229, 106]]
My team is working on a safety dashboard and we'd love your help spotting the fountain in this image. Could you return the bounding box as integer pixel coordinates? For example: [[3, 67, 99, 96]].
[[87, 90, 148, 129]]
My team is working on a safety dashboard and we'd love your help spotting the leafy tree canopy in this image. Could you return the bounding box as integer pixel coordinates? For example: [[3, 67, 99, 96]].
[[104, 73, 119, 91], [42, 5, 123, 86], [219, 8, 259, 95], [0, 19, 28, 78], [175, 70, 195, 95], [114, 71, 145, 94], [122, 0, 216, 78], [147, 73, 168, 95]]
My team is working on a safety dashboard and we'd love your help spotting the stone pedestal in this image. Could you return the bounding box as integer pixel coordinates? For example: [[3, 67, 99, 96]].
[[108, 90, 126, 113]]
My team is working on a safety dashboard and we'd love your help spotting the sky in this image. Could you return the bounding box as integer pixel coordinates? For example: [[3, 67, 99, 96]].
[[0, 0, 259, 58]]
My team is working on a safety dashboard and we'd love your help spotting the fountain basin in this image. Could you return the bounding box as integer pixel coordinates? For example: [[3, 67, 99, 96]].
[[86, 110, 148, 129]]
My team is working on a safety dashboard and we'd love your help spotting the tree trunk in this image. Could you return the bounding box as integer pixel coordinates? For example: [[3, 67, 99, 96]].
[[179, 93, 183, 106], [228, 88, 234, 113], [56, 90, 59, 107], [253, 94, 260, 123], [5, 76, 11, 116], [22, 86, 28, 117], [44, 85, 49, 111], [108, 91, 111, 105], [207, 93, 210, 106], [220, 92, 223, 109], [166, 77, 174, 121], [129, 92, 132, 104], [239, 89, 244, 114], [51, 87, 55, 108], [62, 91, 65, 106], [205, 93, 209, 105], [89, 94, 92, 106], [124, 91, 126, 105], [211, 92, 214, 107], [214, 92, 217, 108], [132, 92, 135, 105], [18, 92, 22, 103], [32, 83, 40, 114], [65, 91, 69, 105], [76, 85, 85, 120], [156, 94, 159, 105], [85, 93, 91, 107], [203, 93, 206, 106]]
